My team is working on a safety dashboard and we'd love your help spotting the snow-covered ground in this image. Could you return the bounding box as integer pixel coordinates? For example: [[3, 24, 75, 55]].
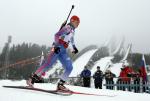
[[0, 80, 150, 101]]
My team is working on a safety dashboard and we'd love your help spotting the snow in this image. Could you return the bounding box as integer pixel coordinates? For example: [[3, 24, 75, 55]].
[[90, 56, 124, 77], [109, 63, 123, 77], [121, 44, 132, 61], [91, 57, 114, 75], [0, 80, 150, 101], [70, 49, 98, 77]]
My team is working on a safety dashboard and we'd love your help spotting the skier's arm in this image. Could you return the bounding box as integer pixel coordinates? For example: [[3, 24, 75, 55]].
[[55, 26, 70, 48], [70, 36, 78, 54], [54, 27, 65, 44]]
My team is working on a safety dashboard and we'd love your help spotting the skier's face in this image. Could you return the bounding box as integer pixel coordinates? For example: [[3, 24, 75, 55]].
[[71, 20, 80, 28]]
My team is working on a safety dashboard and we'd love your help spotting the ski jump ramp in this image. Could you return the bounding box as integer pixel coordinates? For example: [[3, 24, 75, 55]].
[[70, 49, 98, 77]]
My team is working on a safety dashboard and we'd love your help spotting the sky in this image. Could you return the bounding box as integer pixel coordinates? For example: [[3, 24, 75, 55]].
[[0, 0, 150, 53]]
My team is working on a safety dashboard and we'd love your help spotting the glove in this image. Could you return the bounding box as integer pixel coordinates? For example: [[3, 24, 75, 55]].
[[54, 46, 60, 54], [59, 39, 68, 48], [72, 45, 78, 54]]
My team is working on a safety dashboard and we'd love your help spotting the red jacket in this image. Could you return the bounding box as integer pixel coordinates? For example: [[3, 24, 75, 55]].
[[119, 67, 134, 82]]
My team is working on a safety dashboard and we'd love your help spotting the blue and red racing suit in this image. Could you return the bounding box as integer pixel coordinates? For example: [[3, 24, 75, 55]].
[[35, 23, 77, 81]]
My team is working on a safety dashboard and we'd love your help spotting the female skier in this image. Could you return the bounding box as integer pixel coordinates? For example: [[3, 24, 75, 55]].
[[26, 15, 80, 91]]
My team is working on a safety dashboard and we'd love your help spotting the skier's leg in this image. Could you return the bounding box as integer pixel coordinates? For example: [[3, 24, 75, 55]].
[[35, 51, 58, 76], [58, 52, 73, 81], [57, 51, 73, 90], [27, 50, 58, 86]]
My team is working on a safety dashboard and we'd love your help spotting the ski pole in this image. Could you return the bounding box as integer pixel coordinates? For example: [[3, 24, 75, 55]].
[[60, 5, 75, 30]]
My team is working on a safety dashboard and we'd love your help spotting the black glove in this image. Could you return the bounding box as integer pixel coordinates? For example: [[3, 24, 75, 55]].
[[54, 46, 60, 54], [72, 45, 78, 54]]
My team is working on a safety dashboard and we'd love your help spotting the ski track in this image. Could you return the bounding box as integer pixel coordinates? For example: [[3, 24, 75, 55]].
[[1, 80, 150, 101]]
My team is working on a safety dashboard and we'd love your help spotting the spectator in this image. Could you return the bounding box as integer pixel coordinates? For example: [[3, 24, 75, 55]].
[[80, 66, 91, 87], [118, 65, 134, 91], [133, 71, 140, 93], [104, 70, 116, 90], [93, 66, 103, 89]]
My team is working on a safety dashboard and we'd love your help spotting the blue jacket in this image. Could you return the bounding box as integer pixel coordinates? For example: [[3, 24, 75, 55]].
[[80, 69, 91, 78]]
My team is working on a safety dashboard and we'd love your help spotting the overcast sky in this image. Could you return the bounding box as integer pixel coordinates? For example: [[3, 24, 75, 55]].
[[0, 0, 150, 53]]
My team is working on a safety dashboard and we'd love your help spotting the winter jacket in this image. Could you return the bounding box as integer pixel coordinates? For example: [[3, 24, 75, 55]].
[[104, 72, 116, 81], [119, 67, 134, 82], [54, 23, 76, 50], [93, 70, 103, 82], [80, 69, 91, 78]]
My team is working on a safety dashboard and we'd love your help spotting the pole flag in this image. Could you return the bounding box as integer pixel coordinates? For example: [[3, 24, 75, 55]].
[[140, 54, 148, 82]]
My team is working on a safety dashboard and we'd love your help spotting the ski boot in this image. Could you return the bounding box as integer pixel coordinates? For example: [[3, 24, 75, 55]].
[[26, 74, 41, 88], [57, 79, 69, 91]]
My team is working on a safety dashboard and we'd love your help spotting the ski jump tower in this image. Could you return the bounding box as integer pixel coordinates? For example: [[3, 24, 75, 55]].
[[3, 35, 12, 79]]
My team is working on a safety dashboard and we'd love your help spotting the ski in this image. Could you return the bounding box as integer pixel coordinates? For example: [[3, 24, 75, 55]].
[[69, 91, 116, 97], [3, 85, 72, 96], [3, 85, 116, 97]]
